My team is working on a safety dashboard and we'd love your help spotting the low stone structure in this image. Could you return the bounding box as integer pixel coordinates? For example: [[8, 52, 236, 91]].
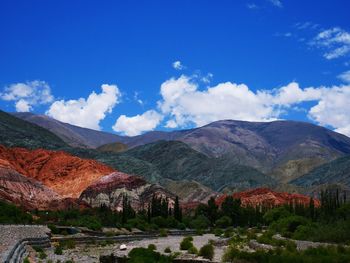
[[0, 225, 50, 263]]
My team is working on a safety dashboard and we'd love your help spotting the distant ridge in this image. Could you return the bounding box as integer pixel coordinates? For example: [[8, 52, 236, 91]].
[[13, 112, 127, 148]]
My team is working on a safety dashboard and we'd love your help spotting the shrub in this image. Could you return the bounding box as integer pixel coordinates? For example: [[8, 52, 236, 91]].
[[55, 245, 63, 255], [190, 215, 210, 230], [188, 246, 198, 255], [128, 247, 172, 263], [48, 224, 59, 234], [39, 251, 47, 259], [59, 239, 76, 249], [23, 257, 30, 263], [180, 236, 194, 250], [199, 243, 214, 260], [33, 246, 44, 253], [148, 244, 157, 251], [215, 216, 232, 228], [271, 216, 310, 237], [214, 228, 223, 236], [160, 228, 168, 237], [264, 206, 291, 225], [177, 223, 186, 230], [164, 247, 171, 253]]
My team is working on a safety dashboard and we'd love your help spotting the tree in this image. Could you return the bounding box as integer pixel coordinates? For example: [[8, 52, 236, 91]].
[[207, 197, 218, 226], [174, 196, 182, 222]]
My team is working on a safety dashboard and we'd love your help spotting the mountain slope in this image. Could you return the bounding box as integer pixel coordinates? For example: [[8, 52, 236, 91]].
[[122, 140, 275, 192], [13, 112, 127, 148], [178, 120, 350, 173], [0, 110, 67, 149], [0, 145, 114, 198], [291, 155, 350, 187]]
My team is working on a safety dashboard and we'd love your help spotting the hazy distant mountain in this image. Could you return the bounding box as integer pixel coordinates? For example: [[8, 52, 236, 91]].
[[13, 112, 127, 148]]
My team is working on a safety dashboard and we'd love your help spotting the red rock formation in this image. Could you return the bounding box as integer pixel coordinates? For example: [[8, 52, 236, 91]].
[[0, 145, 114, 198], [80, 172, 176, 211], [216, 188, 320, 207], [0, 164, 62, 210]]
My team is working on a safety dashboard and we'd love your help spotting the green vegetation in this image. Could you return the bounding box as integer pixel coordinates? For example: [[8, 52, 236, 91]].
[[180, 236, 194, 250], [198, 243, 215, 260], [0, 110, 67, 149], [128, 247, 172, 263], [164, 247, 171, 253], [147, 244, 157, 251], [223, 245, 350, 263], [0, 200, 33, 224]]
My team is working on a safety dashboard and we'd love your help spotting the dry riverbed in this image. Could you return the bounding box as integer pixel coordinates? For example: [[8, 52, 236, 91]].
[[32, 234, 227, 262]]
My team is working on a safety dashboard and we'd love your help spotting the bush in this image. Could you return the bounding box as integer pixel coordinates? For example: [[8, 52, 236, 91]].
[[177, 223, 186, 230], [128, 247, 172, 263], [23, 257, 30, 263], [164, 247, 171, 253], [39, 251, 47, 259], [264, 207, 291, 225], [48, 224, 59, 234], [188, 246, 198, 255], [271, 216, 310, 237], [59, 239, 76, 249], [213, 228, 223, 236], [215, 216, 232, 228], [190, 215, 210, 230], [55, 246, 63, 255], [199, 243, 214, 260], [180, 236, 194, 250], [148, 244, 157, 251], [160, 228, 168, 237]]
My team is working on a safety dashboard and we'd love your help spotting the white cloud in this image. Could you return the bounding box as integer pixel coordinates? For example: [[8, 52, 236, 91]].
[[15, 99, 32, 112], [154, 75, 350, 137], [112, 110, 162, 136], [158, 75, 277, 128], [172, 60, 184, 70], [311, 27, 350, 60], [0, 80, 54, 112], [47, 84, 121, 130], [338, 70, 350, 83], [247, 3, 258, 9], [268, 0, 282, 8]]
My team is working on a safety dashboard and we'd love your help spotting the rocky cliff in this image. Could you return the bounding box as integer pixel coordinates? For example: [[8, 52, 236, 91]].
[[80, 171, 176, 211], [0, 145, 114, 198], [217, 188, 320, 207]]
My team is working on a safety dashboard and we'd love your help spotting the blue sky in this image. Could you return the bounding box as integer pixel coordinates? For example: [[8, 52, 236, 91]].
[[1, 0, 350, 136]]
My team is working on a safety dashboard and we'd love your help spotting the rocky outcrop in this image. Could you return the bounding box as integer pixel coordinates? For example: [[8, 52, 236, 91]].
[[0, 145, 114, 198], [0, 164, 89, 210], [0, 165, 62, 210], [80, 172, 176, 211], [163, 179, 217, 203], [216, 188, 320, 207]]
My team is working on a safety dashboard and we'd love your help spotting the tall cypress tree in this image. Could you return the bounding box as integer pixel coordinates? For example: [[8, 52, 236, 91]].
[[174, 196, 182, 222]]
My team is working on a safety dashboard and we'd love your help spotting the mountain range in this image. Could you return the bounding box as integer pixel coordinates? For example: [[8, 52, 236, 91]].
[[1, 109, 350, 210]]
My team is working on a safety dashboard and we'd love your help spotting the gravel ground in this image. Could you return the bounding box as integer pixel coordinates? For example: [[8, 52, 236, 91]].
[[40, 234, 227, 262]]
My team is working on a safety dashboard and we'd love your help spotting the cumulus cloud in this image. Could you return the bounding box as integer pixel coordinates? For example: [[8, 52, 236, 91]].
[[150, 75, 350, 137], [0, 80, 54, 112], [311, 27, 350, 60], [47, 84, 121, 130], [338, 70, 350, 83], [158, 75, 277, 128], [112, 110, 162, 136], [172, 60, 184, 70]]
